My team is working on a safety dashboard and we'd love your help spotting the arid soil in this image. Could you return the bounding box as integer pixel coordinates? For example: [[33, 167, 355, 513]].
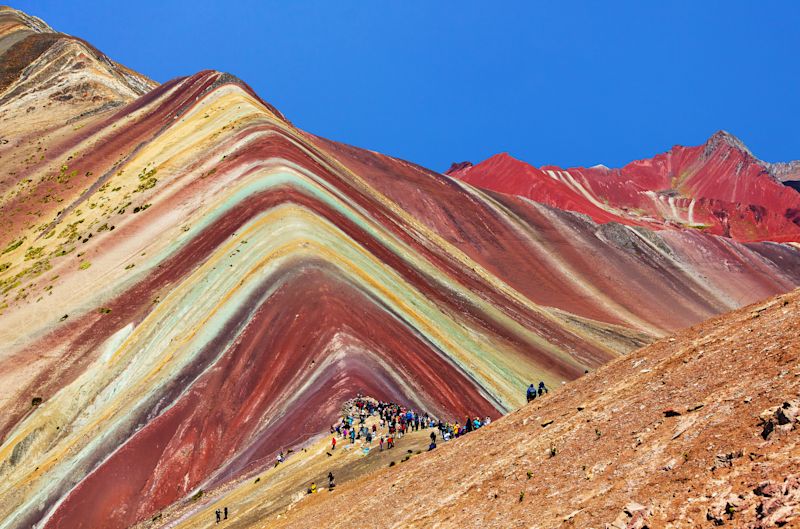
[[274, 289, 800, 528]]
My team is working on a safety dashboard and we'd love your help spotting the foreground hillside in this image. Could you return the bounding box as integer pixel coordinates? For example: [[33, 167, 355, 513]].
[[1, 6, 800, 528], [276, 288, 800, 528]]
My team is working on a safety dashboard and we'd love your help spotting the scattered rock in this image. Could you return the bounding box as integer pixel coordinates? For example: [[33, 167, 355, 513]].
[[751, 475, 800, 528], [711, 451, 742, 471], [663, 409, 682, 417], [759, 399, 800, 440], [607, 501, 649, 529], [624, 502, 648, 516], [706, 493, 741, 525]]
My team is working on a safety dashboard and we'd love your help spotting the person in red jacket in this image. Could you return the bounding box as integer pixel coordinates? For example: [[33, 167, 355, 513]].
[[331, 437, 336, 450]]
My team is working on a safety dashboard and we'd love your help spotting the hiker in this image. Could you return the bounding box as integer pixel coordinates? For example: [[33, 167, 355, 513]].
[[379, 436, 385, 450], [387, 435, 394, 449], [484, 415, 491, 425], [428, 441, 436, 451], [328, 472, 336, 490], [538, 380, 548, 396], [466, 416, 473, 432], [527, 383, 537, 402], [349, 429, 356, 444], [310, 482, 317, 494], [331, 437, 336, 450], [224, 507, 228, 520], [215, 509, 221, 524], [430, 431, 436, 443]]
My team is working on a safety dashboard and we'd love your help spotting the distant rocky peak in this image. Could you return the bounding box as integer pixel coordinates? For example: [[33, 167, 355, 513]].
[[766, 160, 800, 182], [702, 130, 752, 159], [444, 161, 473, 175]]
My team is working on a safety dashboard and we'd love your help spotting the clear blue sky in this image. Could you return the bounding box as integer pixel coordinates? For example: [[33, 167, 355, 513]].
[[12, 0, 800, 171]]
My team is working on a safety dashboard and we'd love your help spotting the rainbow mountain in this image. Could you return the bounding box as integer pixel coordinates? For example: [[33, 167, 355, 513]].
[[0, 6, 799, 528]]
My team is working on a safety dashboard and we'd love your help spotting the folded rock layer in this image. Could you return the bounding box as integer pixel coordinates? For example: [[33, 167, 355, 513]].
[[0, 6, 798, 528]]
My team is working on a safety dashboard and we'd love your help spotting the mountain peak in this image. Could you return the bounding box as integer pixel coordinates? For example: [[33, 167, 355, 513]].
[[702, 130, 800, 182], [703, 130, 752, 158], [0, 5, 54, 34]]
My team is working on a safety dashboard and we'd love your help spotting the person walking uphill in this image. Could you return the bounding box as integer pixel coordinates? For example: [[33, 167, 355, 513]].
[[527, 383, 537, 403], [538, 380, 548, 396]]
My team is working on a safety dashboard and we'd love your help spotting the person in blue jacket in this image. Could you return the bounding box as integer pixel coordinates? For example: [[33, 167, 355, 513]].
[[526, 383, 537, 403]]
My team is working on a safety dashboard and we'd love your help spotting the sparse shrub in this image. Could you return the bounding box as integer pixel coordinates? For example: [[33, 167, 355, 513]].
[[24, 246, 44, 261], [2, 238, 25, 254], [134, 166, 158, 192]]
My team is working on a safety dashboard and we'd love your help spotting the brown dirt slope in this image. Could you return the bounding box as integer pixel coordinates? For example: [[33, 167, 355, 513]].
[[274, 288, 800, 529]]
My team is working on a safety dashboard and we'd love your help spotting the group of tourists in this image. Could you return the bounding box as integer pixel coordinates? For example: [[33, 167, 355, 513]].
[[299, 395, 495, 495], [218, 382, 552, 523], [330, 396, 497, 454]]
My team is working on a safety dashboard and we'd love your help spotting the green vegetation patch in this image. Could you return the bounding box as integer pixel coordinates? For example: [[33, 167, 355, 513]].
[[24, 246, 44, 261], [2, 238, 25, 255], [134, 166, 158, 193]]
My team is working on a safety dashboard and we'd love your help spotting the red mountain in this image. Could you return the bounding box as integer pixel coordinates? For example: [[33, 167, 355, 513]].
[[447, 131, 800, 242]]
